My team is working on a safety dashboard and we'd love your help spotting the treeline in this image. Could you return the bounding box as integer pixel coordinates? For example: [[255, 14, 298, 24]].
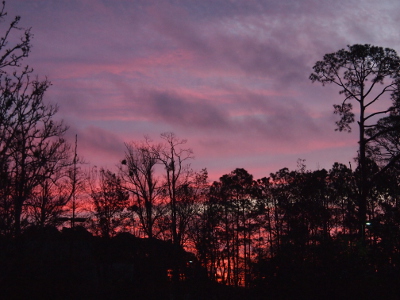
[[3, 135, 400, 290], [3, 159, 400, 298]]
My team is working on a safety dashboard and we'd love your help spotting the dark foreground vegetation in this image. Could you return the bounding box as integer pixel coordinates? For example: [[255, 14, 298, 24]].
[[2, 225, 400, 299], [0, 227, 203, 299], [3, 2, 400, 299]]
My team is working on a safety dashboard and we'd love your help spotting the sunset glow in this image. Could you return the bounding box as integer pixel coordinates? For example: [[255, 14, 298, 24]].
[[8, 0, 400, 180]]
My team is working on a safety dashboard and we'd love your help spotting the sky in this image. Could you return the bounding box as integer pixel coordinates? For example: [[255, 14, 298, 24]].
[[5, 0, 400, 181]]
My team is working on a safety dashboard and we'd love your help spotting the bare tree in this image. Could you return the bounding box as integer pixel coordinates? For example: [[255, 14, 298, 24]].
[[177, 168, 208, 246], [26, 178, 69, 228], [0, 1, 32, 174], [5, 72, 69, 235], [0, 1, 32, 235], [88, 168, 130, 238], [0, 3, 70, 236], [157, 132, 194, 247], [63, 134, 86, 228], [120, 138, 165, 239], [0, 1, 31, 71], [26, 135, 86, 229]]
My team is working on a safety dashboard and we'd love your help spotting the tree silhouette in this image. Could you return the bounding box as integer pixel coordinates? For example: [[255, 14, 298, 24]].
[[120, 139, 165, 239], [157, 132, 194, 247], [26, 177, 69, 228], [0, 2, 70, 236], [88, 168, 130, 238], [310, 44, 400, 240]]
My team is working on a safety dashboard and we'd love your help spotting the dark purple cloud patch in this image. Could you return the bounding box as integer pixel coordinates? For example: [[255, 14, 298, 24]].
[[146, 90, 230, 129]]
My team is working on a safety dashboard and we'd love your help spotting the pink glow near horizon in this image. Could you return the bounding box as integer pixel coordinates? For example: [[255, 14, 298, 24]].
[[7, 0, 400, 181]]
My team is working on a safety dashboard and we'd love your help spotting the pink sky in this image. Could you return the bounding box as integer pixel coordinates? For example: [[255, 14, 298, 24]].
[[7, 0, 400, 181]]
